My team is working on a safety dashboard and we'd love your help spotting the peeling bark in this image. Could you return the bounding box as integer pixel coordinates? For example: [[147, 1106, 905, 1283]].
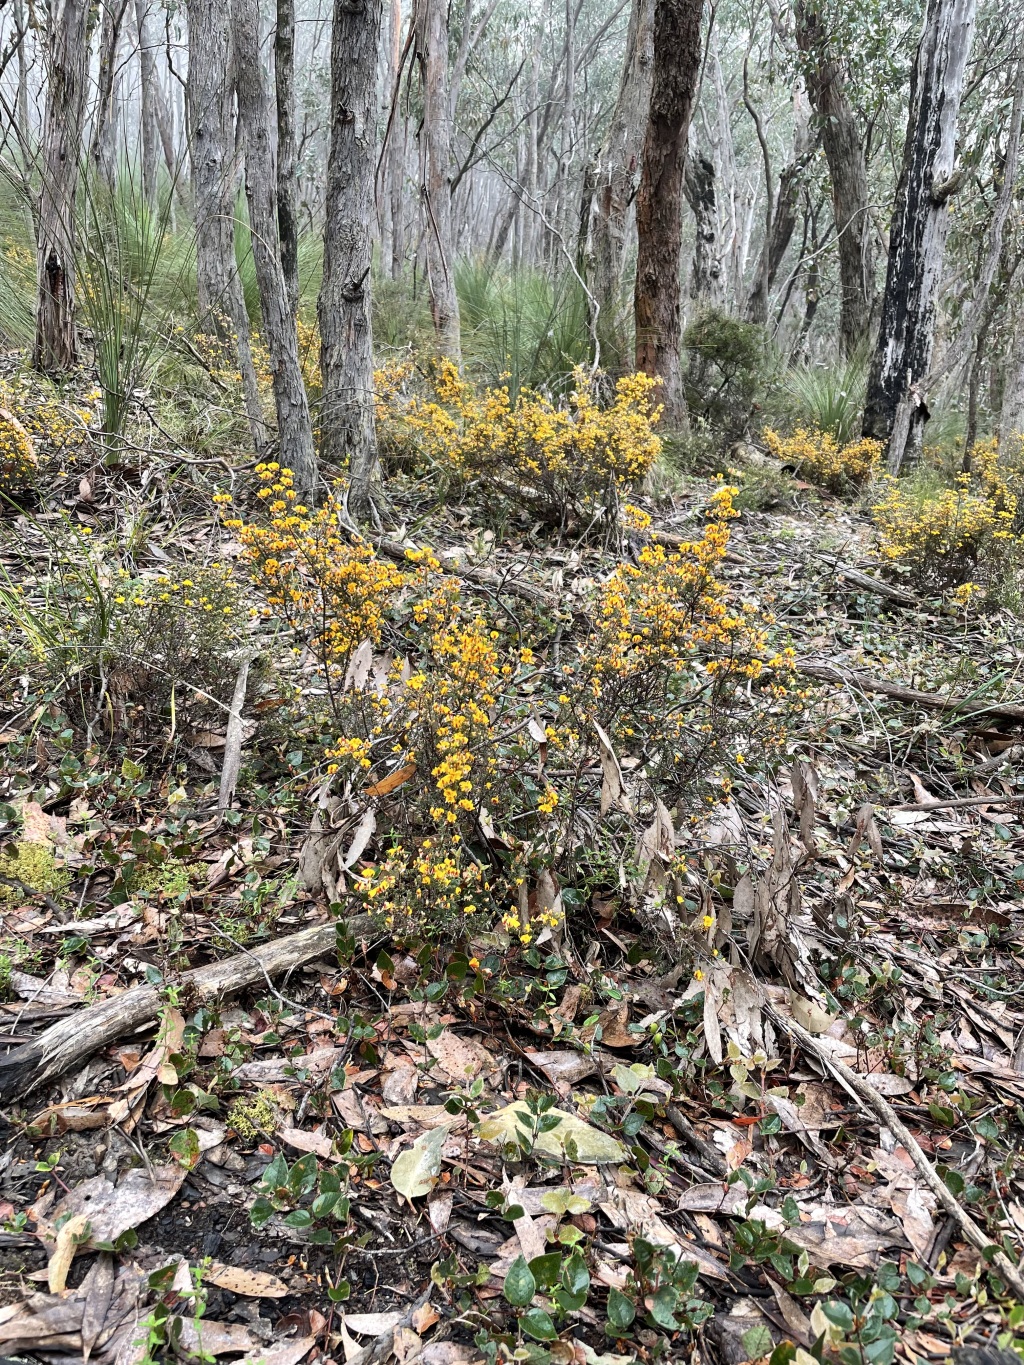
[[683, 134, 721, 312]]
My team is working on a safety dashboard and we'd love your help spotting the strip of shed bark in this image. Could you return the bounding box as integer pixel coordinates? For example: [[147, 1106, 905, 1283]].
[[0, 915, 374, 1099], [796, 662, 1024, 725]]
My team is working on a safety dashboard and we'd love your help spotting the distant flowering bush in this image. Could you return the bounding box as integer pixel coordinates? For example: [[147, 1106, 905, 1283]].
[[0, 407, 35, 493], [762, 426, 882, 493], [377, 360, 663, 527], [872, 439, 1022, 592]]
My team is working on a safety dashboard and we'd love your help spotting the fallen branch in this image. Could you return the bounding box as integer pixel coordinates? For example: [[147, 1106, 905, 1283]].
[[771, 1009, 1024, 1300], [0, 915, 375, 1100], [795, 662, 1024, 725], [825, 563, 919, 608], [888, 793, 1024, 813]]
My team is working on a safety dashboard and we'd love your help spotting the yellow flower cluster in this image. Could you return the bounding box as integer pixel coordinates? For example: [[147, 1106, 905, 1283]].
[[763, 426, 882, 493], [380, 363, 663, 523], [872, 444, 1021, 591], [221, 463, 404, 670], [0, 406, 36, 492]]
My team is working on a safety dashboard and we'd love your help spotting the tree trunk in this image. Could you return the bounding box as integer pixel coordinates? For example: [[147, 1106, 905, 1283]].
[[634, 0, 703, 423], [795, 0, 874, 356], [862, 0, 978, 470], [91, 0, 127, 188], [135, 0, 161, 212], [232, 0, 317, 495], [745, 83, 812, 327], [1000, 282, 1024, 444], [415, 0, 461, 360], [387, 0, 407, 280], [14, 0, 31, 145], [588, 0, 654, 370], [185, 0, 267, 451], [683, 135, 720, 313], [34, 0, 90, 373], [276, 0, 300, 314], [318, 0, 382, 520]]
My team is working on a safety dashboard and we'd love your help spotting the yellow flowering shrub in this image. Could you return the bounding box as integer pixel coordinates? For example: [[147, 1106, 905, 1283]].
[[763, 426, 882, 493], [872, 441, 1021, 591], [0, 519, 242, 733], [226, 471, 792, 946], [379, 361, 663, 526], [0, 406, 36, 492]]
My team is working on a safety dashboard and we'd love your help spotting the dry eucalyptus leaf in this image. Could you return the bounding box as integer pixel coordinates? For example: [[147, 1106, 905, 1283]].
[[205, 1263, 290, 1298], [390, 1123, 452, 1199]]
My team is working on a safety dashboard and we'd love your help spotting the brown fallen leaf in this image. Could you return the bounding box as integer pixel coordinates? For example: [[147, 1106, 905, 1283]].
[[524, 1049, 598, 1097], [47, 1213, 90, 1292], [48, 1163, 187, 1245], [280, 1125, 334, 1159], [426, 1030, 498, 1084], [365, 762, 417, 798], [343, 1311, 405, 1335], [205, 1263, 289, 1298]]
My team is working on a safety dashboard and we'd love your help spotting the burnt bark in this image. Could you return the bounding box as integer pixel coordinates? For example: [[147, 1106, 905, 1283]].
[[35, 0, 90, 373], [634, 0, 704, 423], [232, 0, 318, 494], [185, 0, 266, 450], [588, 0, 654, 369], [318, 0, 382, 520], [276, 0, 300, 314], [415, 0, 461, 360], [745, 84, 813, 327], [863, 0, 978, 470], [795, 0, 874, 356], [683, 135, 720, 311]]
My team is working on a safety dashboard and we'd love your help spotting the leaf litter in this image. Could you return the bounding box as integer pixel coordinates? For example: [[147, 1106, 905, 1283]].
[[0, 409, 1023, 1365]]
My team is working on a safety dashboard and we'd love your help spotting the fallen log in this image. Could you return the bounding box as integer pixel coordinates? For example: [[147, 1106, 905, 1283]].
[[374, 537, 553, 607], [795, 661, 1024, 725], [0, 915, 375, 1100]]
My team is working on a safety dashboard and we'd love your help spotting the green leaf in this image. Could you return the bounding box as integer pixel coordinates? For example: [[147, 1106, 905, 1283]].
[[562, 1252, 590, 1297], [742, 1326, 774, 1357], [260, 1153, 289, 1192], [328, 1280, 350, 1303], [648, 1285, 680, 1330], [606, 1287, 635, 1331], [282, 1209, 313, 1228], [503, 1255, 537, 1307], [390, 1124, 452, 1200], [288, 1153, 318, 1198], [520, 1308, 557, 1342], [528, 1253, 563, 1290], [249, 1196, 274, 1227], [821, 1301, 855, 1331]]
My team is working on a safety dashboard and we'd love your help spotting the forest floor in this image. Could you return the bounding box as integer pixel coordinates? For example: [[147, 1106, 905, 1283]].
[[0, 363, 1023, 1365]]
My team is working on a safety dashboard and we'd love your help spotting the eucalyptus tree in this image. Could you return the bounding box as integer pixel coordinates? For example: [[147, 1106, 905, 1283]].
[[185, 0, 266, 450], [35, 0, 89, 372], [634, 0, 704, 421], [863, 0, 979, 468], [319, 0, 382, 518], [231, 0, 317, 494]]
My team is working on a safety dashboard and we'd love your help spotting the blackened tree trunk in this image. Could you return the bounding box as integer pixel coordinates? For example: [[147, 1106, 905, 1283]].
[[634, 0, 703, 423], [795, 0, 873, 356], [276, 0, 300, 314], [318, 0, 382, 520], [35, 0, 89, 372], [185, 0, 266, 451], [588, 0, 654, 370], [232, 0, 317, 495], [683, 135, 721, 312], [863, 0, 978, 470], [415, 0, 461, 360]]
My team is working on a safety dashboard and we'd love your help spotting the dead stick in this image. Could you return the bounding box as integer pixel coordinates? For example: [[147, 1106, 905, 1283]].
[[0, 915, 375, 1100], [795, 662, 1024, 725], [888, 794, 1024, 813], [771, 1010, 1024, 1299], [218, 651, 254, 812]]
